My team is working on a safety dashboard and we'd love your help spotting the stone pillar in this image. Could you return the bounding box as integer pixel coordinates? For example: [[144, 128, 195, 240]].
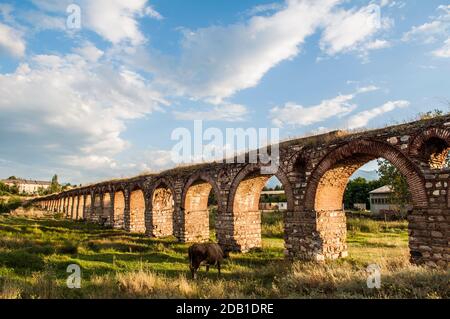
[[147, 188, 174, 238], [409, 172, 449, 268], [102, 192, 113, 226], [92, 194, 102, 223], [77, 195, 84, 220], [84, 194, 92, 220], [123, 190, 131, 231], [68, 197, 74, 219]]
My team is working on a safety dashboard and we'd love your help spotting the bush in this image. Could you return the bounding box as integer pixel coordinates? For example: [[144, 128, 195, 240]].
[[347, 218, 380, 233], [261, 211, 284, 238], [57, 241, 79, 255], [0, 197, 23, 214]]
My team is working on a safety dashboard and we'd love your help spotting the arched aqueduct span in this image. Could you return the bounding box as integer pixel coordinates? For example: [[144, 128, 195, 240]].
[[35, 116, 450, 268]]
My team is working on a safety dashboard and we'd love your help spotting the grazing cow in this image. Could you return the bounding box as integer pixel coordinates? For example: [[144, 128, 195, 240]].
[[188, 243, 229, 279]]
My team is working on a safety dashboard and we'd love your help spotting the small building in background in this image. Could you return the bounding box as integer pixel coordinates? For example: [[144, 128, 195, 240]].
[[260, 190, 287, 211], [1, 178, 51, 195], [369, 185, 396, 214]]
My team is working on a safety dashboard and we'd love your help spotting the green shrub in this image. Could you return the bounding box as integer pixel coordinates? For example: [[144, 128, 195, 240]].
[[57, 241, 79, 255], [347, 218, 380, 233], [0, 197, 23, 214]]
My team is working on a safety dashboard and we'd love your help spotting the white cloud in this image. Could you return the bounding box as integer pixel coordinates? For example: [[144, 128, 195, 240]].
[[402, 20, 445, 43], [246, 3, 284, 16], [0, 22, 25, 57], [21, 10, 66, 31], [173, 104, 248, 122], [74, 42, 104, 62], [320, 3, 393, 57], [0, 46, 166, 177], [271, 95, 355, 128], [31, 0, 157, 45], [142, 0, 340, 103], [402, 5, 450, 54], [144, 5, 163, 20], [432, 38, 450, 58], [270, 86, 379, 128], [364, 39, 391, 50], [83, 0, 148, 45], [347, 100, 410, 129]]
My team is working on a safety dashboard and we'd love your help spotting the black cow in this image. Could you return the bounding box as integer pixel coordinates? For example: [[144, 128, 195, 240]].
[[188, 243, 229, 279]]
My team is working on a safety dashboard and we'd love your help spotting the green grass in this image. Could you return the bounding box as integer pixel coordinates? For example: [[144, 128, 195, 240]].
[[0, 213, 448, 299]]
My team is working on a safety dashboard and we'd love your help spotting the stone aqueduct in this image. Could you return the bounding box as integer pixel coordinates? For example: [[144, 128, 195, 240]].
[[35, 116, 450, 267]]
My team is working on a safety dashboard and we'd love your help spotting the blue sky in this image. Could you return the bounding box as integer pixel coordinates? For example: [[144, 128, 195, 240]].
[[0, 0, 449, 184]]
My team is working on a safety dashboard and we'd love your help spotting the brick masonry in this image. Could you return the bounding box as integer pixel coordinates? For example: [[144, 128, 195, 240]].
[[36, 116, 450, 268]]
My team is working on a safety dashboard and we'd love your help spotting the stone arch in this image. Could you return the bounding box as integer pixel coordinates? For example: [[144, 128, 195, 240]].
[[113, 188, 125, 229], [129, 186, 146, 233], [147, 178, 176, 238], [305, 139, 427, 210], [181, 173, 222, 242], [228, 164, 295, 252], [409, 128, 450, 169], [304, 139, 428, 261]]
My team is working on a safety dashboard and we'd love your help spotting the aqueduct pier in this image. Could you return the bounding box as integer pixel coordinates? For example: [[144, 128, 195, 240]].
[[34, 116, 450, 268]]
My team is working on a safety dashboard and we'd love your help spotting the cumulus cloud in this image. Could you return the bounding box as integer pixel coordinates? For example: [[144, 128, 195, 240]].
[[346, 100, 410, 129], [30, 0, 162, 45], [270, 86, 379, 128], [0, 22, 25, 57], [0, 46, 166, 177], [173, 104, 248, 122]]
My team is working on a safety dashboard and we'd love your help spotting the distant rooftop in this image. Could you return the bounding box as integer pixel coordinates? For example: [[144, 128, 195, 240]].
[[369, 185, 393, 194], [2, 178, 51, 185]]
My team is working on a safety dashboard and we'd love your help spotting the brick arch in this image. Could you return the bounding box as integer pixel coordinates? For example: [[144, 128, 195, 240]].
[[147, 177, 177, 210], [305, 139, 428, 211], [227, 164, 294, 252], [146, 177, 176, 237], [228, 164, 295, 212], [181, 172, 222, 211], [181, 172, 222, 242], [409, 128, 450, 169]]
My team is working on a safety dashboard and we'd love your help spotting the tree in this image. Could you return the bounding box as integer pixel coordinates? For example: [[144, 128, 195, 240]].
[[377, 159, 411, 211], [7, 176, 17, 180], [344, 178, 382, 209], [50, 174, 61, 193]]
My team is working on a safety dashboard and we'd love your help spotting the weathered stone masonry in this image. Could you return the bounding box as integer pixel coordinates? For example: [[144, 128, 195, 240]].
[[35, 116, 450, 268]]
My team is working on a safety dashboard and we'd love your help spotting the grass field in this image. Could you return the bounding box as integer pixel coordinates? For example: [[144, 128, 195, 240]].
[[0, 211, 448, 299]]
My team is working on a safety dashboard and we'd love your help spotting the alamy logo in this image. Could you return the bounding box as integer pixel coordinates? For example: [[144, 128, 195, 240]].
[[171, 120, 280, 174], [66, 4, 81, 29], [66, 264, 81, 289], [366, 264, 381, 289]]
